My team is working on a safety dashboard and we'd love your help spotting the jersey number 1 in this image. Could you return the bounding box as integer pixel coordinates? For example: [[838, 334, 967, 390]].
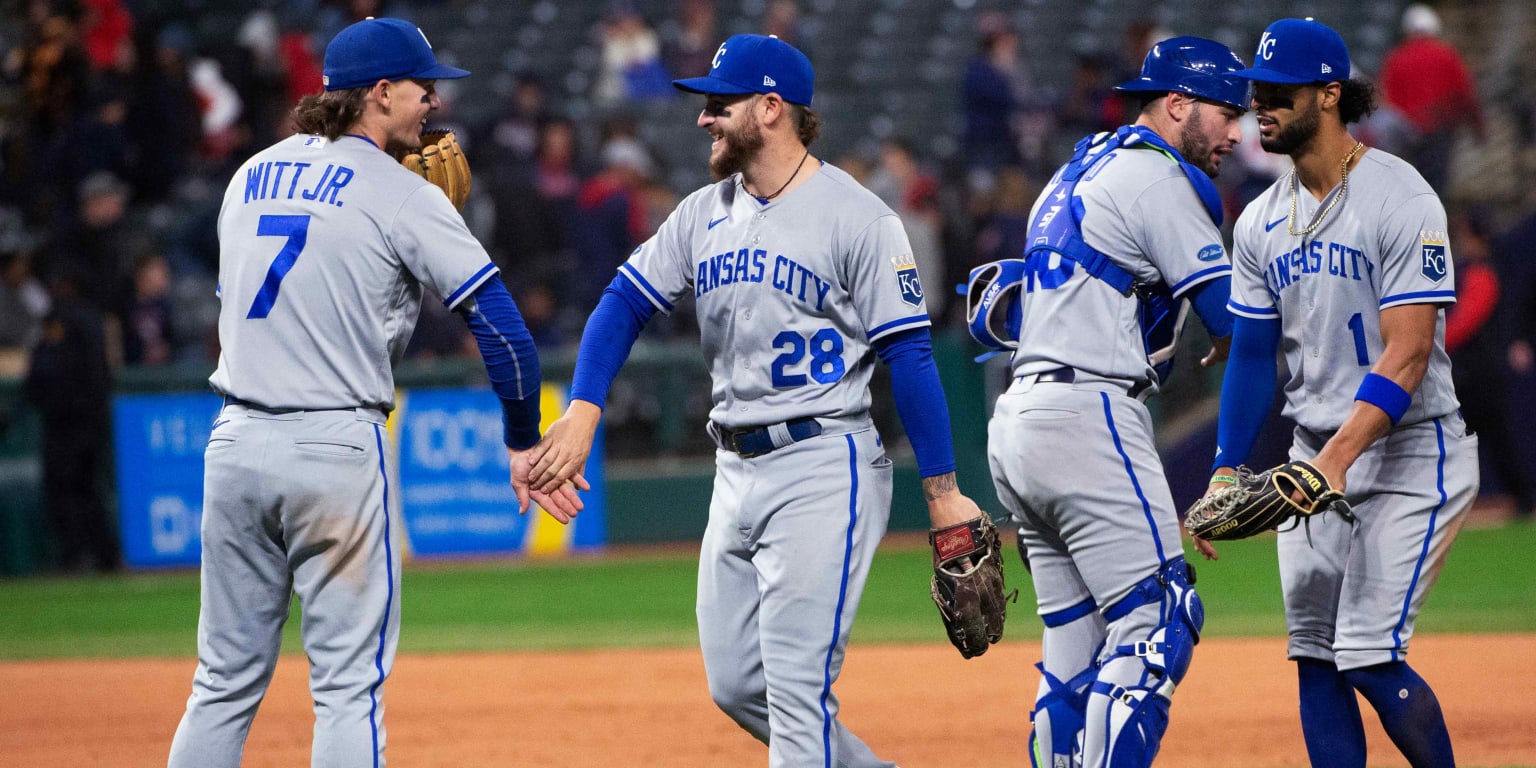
[[247, 214, 311, 319], [1347, 312, 1370, 365]]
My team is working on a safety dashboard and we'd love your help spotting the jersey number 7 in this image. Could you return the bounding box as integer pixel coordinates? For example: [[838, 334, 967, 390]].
[[247, 214, 312, 319]]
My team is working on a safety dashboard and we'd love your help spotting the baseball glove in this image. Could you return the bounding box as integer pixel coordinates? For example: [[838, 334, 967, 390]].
[[1185, 460, 1352, 541], [400, 129, 471, 211], [930, 514, 1015, 659]]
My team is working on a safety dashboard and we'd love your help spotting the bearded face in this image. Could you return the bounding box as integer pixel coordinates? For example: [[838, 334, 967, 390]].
[[1253, 84, 1323, 156], [709, 103, 765, 180], [1175, 100, 1243, 178], [1178, 105, 1221, 176]]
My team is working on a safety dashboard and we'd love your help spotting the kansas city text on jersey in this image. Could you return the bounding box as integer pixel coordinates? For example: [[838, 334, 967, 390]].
[[1264, 239, 1376, 297], [694, 246, 833, 311], [242, 160, 355, 207]]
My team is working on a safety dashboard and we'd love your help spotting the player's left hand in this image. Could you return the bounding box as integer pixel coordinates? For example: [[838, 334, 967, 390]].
[[1200, 335, 1231, 367], [509, 447, 586, 523]]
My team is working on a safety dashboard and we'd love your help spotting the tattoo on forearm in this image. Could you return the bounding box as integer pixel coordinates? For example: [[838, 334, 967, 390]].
[[922, 472, 957, 501]]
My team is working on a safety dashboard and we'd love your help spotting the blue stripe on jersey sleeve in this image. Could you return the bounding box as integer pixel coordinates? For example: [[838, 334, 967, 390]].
[[867, 315, 931, 341], [1380, 290, 1456, 307], [1228, 299, 1279, 318], [443, 262, 501, 309], [618, 263, 675, 314], [1169, 264, 1233, 297]]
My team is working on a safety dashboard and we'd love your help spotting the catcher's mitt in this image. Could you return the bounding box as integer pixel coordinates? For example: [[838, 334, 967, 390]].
[[1185, 460, 1352, 541], [400, 129, 471, 211], [930, 514, 1015, 658]]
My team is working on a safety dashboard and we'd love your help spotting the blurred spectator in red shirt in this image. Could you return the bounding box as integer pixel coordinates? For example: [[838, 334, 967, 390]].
[[1380, 4, 1484, 194], [277, 29, 323, 109], [80, 0, 133, 71]]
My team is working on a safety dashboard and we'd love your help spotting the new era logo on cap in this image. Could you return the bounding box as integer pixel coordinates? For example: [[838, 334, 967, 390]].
[[763, 75, 776, 87]]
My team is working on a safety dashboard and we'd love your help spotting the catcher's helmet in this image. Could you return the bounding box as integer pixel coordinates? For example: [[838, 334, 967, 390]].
[[1115, 36, 1250, 111]]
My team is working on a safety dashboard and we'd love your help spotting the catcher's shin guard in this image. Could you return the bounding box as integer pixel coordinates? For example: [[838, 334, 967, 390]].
[[1031, 597, 1105, 768], [1086, 674, 1172, 768], [1030, 663, 1094, 768], [1083, 559, 1204, 768]]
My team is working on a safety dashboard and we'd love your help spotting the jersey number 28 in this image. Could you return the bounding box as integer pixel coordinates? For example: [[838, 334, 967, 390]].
[[772, 328, 845, 387]]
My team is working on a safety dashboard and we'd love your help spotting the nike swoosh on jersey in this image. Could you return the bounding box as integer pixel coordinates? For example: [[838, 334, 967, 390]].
[[708, 216, 729, 229], [1264, 216, 1288, 232]]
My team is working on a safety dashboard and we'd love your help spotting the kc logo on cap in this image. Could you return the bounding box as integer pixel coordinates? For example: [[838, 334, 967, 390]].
[[1234, 17, 1351, 85], [674, 34, 815, 106], [322, 17, 471, 92]]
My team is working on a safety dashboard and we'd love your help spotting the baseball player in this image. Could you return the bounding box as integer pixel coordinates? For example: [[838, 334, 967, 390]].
[[166, 18, 582, 768], [1204, 18, 1477, 768], [525, 34, 987, 768], [972, 38, 1248, 768]]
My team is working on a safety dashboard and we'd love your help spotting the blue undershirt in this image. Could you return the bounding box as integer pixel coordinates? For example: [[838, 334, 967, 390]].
[[872, 327, 957, 478], [460, 277, 543, 449], [1213, 314, 1281, 472], [1185, 275, 1233, 339]]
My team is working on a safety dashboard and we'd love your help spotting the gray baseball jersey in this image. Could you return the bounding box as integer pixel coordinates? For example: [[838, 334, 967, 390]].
[[1230, 147, 1477, 670], [1010, 141, 1230, 388], [622, 162, 929, 429], [988, 137, 1217, 767], [172, 133, 497, 768], [621, 162, 918, 768], [210, 134, 501, 412], [1228, 148, 1459, 431]]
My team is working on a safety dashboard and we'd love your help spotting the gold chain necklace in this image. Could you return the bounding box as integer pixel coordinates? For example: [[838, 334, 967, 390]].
[[1287, 141, 1364, 237]]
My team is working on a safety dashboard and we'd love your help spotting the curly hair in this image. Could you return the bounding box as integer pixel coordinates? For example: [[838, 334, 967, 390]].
[[291, 88, 368, 140], [1338, 78, 1377, 125]]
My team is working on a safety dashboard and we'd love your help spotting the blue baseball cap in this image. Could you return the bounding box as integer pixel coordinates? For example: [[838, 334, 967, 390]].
[[322, 17, 469, 92], [673, 34, 814, 106], [1234, 18, 1350, 84]]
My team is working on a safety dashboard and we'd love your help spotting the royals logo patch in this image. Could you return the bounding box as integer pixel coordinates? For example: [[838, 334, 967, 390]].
[[892, 253, 924, 306], [1420, 229, 1447, 282]]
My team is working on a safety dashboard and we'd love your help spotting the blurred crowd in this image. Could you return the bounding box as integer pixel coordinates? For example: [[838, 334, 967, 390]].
[[2, 1, 1535, 569]]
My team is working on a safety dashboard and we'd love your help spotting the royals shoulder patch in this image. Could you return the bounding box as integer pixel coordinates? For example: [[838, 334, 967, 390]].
[[893, 253, 924, 306], [1420, 229, 1447, 283]]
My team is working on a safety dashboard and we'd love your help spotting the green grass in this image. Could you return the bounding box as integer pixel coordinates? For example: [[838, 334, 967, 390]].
[[1, 523, 1533, 661]]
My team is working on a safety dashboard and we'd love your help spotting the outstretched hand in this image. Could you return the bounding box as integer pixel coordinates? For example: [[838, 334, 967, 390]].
[[526, 401, 603, 493], [509, 447, 588, 523]]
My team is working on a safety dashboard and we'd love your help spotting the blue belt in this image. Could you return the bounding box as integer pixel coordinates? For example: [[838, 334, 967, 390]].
[[716, 417, 823, 458]]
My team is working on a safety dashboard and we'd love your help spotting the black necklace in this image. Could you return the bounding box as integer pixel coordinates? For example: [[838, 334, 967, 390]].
[[745, 149, 811, 201]]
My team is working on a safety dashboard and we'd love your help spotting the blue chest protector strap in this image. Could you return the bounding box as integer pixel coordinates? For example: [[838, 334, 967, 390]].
[[1027, 126, 1223, 382]]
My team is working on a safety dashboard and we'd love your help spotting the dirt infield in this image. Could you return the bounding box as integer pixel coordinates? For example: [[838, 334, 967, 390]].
[[2, 634, 1531, 767]]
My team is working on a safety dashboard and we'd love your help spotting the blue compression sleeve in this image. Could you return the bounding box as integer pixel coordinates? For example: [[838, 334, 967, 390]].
[[1187, 276, 1233, 339], [569, 275, 656, 409], [1212, 315, 1280, 472], [873, 327, 957, 478], [461, 277, 543, 449]]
